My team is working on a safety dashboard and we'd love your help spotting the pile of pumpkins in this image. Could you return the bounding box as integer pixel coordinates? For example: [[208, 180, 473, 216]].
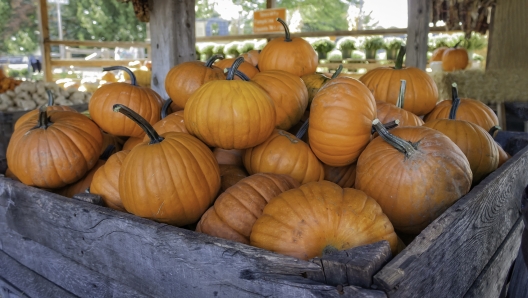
[[4, 19, 510, 261]]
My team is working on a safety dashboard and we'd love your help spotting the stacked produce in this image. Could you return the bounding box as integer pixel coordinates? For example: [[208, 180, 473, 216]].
[[0, 68, 22, 95], [4, 19, 511, 262]]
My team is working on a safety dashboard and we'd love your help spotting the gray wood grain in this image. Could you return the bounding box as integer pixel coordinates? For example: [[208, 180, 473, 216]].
[[507, 241, 528, 298], [72, 193, 104, 206], [405, 0, 431, 69], [373, 145, 528, 297]]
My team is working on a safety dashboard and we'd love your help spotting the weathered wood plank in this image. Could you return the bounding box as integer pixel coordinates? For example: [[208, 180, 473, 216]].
[[507, 241, 528, 298], [373, 146, 528, 297], [494, 131, 528, 157], [405, 0, 431, 69], [72, 193, 104, 206]]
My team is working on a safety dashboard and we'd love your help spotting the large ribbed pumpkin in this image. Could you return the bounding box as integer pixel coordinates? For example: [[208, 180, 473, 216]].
[[301, 66, 343, 107], [258, 18, 318, 77], [375, 80, 424, 127], [218, 165, 248, 193], [185, 57, 276, 149], [355, 120, 472, 234], [196, 173, 299, 244], [89, 66, 163, 137], [323, 163, 357, 188], [244, 130, 324, 185], [165, 55, 226, 110], [14, 90, 77, 130], [250, 181, 398, 260], [7, 108, 103, 189], [359, 46, 438, 116], [90, 150, 130, 211], [115, 104, 220, 226], [252, 70, 309, 130], [214, 148, 244, 166], [309, 76, 376, 166]]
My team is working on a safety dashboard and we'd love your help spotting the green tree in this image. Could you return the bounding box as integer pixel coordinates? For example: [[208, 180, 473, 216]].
[[0, 0, 39, 55], [196, 0, 221, 19]]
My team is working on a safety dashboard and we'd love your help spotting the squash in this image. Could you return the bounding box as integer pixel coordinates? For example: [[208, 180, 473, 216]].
[[122, 136, 144, 151], [218, 164, 248, 193], [375, 80, 424, 127], [90, 150, 131, 212], [14, 90, 77, 130], [301, 65, 343, 107], [143, 98, 187, 142], [214, 58, 259, 79], [241, 50, 261, 68], [323, 163, 357, 188], [431, 47, 448, 62], [214, 148, 244, 166], [442, 42, 469, 71]]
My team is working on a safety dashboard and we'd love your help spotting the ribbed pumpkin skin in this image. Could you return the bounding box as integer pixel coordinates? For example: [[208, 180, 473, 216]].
[[89, 83, 163, 137], [184, 80, 276, 149], [196, 173, 299, 244], [119, 132, 220, 226], [165, 61, 225, 110], [323, 163, 357, 188], [250, 181, 398, 260], [376, 101, 424, 127], [122, 136, 144, 151], [56, 159, 106, 198], [7, 111, 103, 189], [442, 48, 469, 71], [241, 50, 260, 67], [359, 67, 438, 116], [101, 132, 125, 154], [244, 130, 324, 184], [90, 150, 130, 211], [252, 70, 309, 130], [355, 126, 472, 234], [15, 105, 77, 130], [143, 110, 187, 142], [258, 37, 318, 77], [309, 77, 376, 166], [497, 143, 510, 167], [214, 148, 244, 166], [424, 98, 499, 132], [214, 58, 259, 79], [218, 165, 248, 193], [423, 119, 498, 183], [301, 73, 332, 106], [430, 47, 448, 62]]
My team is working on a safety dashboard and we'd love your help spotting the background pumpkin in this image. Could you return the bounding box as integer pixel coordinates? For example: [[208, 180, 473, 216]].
[[431, 47, 448, 62], [214, 58, 259, 79], [442, 42, 469, 71], [90, 150, 131, 212], [323, 163, 357, 188], [375, 80, 424, 127], [122, 136, 144, 151], [301, 65, 342, 107], [218, 165, 249, 193], [143, 98, 187, 142], [14, 90, 77, 130], [214, 148, 244, 166], [241, 50, 260, 68]]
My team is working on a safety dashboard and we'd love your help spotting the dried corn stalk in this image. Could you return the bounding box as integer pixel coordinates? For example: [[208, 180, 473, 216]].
[[432, 0, 496, 37], [116, 0, 150, 22]]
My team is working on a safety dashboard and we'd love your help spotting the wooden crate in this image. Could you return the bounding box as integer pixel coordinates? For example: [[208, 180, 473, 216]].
[[0, 132, 527, 297]]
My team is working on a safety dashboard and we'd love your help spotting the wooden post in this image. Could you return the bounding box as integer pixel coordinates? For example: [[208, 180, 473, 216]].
[[37, 0, 52, 82], [266, 0, 276, 9], [405, 0, 431, 70], [149, 0, 196, 99]]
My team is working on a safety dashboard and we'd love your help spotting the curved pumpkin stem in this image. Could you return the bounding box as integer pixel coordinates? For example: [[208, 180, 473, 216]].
[[394, 45, 406, 70], [161, 98, 173, 119], [396, 80, 406, 109], [33, 105, 52, 130], [205, 55, 224, 67], [331, 65, 343, 79], [449, 83, 461, 120], [372, 119, 416, 157], [226, 57, 245, 81], [46, 90, 55, 106], [103, 66, 137, 86], [100, 145, 115, 160], [113, 104, 164, 145], [296, 119, 309, 139], [453, 40, 462, 49], [489, 125, 502, 136], [277, 18, 292, 42], [370, 119, 400, 134]]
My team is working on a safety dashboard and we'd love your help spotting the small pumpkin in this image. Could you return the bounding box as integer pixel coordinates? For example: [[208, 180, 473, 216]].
[[250, 181, 398, 260], [241, 50, 261, 68], [214, 148, 244, 166], [442, 41, 469, 72], [375, 80, 424, 128], [431, 47, 448, 62], [14, 90, 77, 130], [301, 65, 343, 107], [218, 164, 249, 193], [90, 150, 131, 211], [258, 18, 318, 77], [122, 136, 144, 151], [214, 58, 259, 80], [101, 132, 126, 154], [143, 98, 187, 142], [323, 163, 357, 188]]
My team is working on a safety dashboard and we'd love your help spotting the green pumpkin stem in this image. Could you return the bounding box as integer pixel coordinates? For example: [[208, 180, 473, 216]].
[[396, 80, 406, 109], [33, 105, 52, 130], [100, 145, 115, 160], [277, 18, 292, 42], [453, 40, 462, 49], [205, 55, 224, 67], [372, 119, 416, 157], [371, 119, 400, 134], [331, 65, 343, 79], [226, 57, 245, 81], [488, 125, 502, 136], [296, 119, 309, 139], [113, 104, 163, 145], [46, 90, 55, 106], [103, 66, 137, 86], [394, 45, 406, 69], [161, 98, 173, 119], [449, 83, 461, 120]]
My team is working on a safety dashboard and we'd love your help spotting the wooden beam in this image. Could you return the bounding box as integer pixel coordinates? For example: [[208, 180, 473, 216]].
[[266, 0, 276, 9], [46, 40, 150, 48], [149, 0, 196, 98], [37, 0, 52, 82], [405, 0, 431, 69], [50, 59, 147, 68]]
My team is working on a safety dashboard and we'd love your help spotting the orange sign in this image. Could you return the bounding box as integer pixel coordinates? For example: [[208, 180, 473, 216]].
[[253, 8, 287, 34]]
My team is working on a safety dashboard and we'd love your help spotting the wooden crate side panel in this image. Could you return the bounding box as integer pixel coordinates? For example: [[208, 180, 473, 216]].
[[373, 146, 528, 297]]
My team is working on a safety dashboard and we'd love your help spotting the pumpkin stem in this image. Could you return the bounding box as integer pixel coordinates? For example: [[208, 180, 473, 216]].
[[488, 125, 502, 136], [277, 18, 292, 42], [103, 66, 137, 86], [113, 104, 164, 145], [331, 65, 343, 79], [226, 57, 245, 81], [296, 119, 309, 139], [279, 130, 299, 143], [46, 90, 55, 106], [224, 68, 251, 81], [396, 80, 406, 109], [205, 54, 224, 67], [394, 45, 406, 69], [371, 119, 400, 134], [33, 105, 52, 130], [161, 98, 173, 119], [100, 145, 115, 160], [372, 119, 416, 157], [453, 40, 462, 49], [449, 83, 461, 120]]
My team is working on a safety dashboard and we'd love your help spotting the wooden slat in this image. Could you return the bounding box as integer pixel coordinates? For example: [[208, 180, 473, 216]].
[[46, 40, 150, 48], [50, 59, 147, 68], [406, 0, 431, 69], [37, 0, 52, 82], [507, 244, 528, 298], [372, 145, 528, 297]]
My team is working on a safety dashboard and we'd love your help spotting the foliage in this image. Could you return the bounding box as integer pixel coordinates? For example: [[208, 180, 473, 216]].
[[200, 44, 216, 56], [362, 36, 385, 51], [224, 42, 240, 57], [213, 44, 225, 55], [351, 50, 366, 60], [337, 37, 356, 51], [327, 50, 343, 61], [459, 33, 487, 51], [255, 40, 267, 50], [195, 0, 221, 19], [237, 42, 255, 54], [383, 37, 404, 51], [311, 39, 335, 54], [0, 0, 39, 55]]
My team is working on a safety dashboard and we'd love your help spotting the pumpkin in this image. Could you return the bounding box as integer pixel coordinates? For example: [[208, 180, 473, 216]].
[[185, 57, 276, 149], [14, 90, 77, 130], [122, 136, 144, 151], [90, 150, 131, 211], [214, 58, 259, 80], [115, 104, 220, 226], [252, 70, 309, 130], [5, 168, 19, 181], [165, 55, 226, 110], [431, 47, 448, 62], [7, 108, 103, 189], [196, 173, 299, 244], [214, 148, 244, 166], [423, 85, 498, 183], [143, 98, 187, 142], [424, 85, 499, 132], [359, 46, 439, 116], [309, 76, 377, 166], [258, 18, 318, 77], [101, 132, 126, 154], [89, 66, 163, 138], [301, 65, 343, 107], [244, 129, 324, 184], [375, 80, 424, 128], [241, 50, 260, 68], [218, 164, 249, 193], [250, 181, 398, 260], [442, 42, 469, 72], [323, 163, 357, 188], [355, 120, 472, 234]]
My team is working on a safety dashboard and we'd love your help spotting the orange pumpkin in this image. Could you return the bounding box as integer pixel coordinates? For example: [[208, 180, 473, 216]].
[[241, 50, 260, 68], [165, 55, 225, 110], [122, 136, 144, 151], [5, 168, 19, 182], [14, 90, 77, 130], [214, 58, 259, 80], [90, 150, 130, 211], [359, 46, 438, 116], [442, 42, 469, 71], [250, 181, 398, 260], [89, 66, 163, 137], [309, 76, 376, 166], [375, 80, 424, 128], [214, 148, 244, 166], [323, 163, 357, 188], [115, 104, 220, 226], [431, 47, 448, 62], [301, 65, 343, 107], [196, 173, 299, 244], [101, 132, 126, 154], [218, 164, 249, 193], [355, 120, 472, 234], [143, 98, 187, 142], [258, 18, 318, 77], [185, 57, 276, 149]]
